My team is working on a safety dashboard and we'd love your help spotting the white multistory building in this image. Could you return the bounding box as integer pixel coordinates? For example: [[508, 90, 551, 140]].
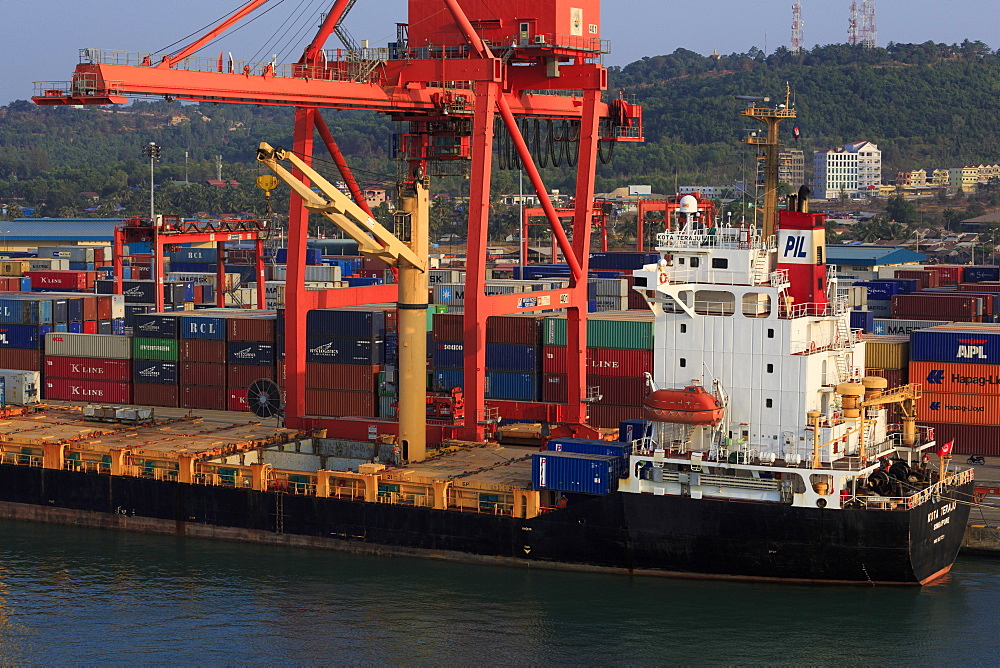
[[812, 141, 882, 199]]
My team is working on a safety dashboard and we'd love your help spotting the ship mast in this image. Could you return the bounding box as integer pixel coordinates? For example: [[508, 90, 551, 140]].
[[740, 84, 796, 239]]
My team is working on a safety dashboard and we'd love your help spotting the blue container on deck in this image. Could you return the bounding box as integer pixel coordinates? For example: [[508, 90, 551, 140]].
[[97, 320, 112, 335], [346, 276, 381, 287], [880, 278, 919, 294], [227, 341, 275, 366], [487, 343, 540, 372], [619, 419, 652, 443], [112, 318, 125, 335], [432, 342, 464, 369], [854, 281, 902, 300], [911, 327, 1000, 365], [169, 262, 216, 274], [964, 266, 1000, 283], [383, 334, 398, 365], [307, 309, 386, 339], [133, 360, 178, 384], [546, 438, 631, 478], [306, 335, 383, 364], [179, 315, 225, 340], [589, 252, 659, 270], [53, 323, 67, 333], [486, 371, 538, 401], [132, 314, 179, 338], [850, 310, 875, 333], [325, 257, 360, 276], [531, 451, 620, 495], [68, 322, 82, 333], [126, 242, 152, 254], [68, 262, 95, 271], [0, 324, 43, 349]]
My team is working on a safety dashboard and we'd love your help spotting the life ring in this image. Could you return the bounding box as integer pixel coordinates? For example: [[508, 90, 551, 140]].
[[658, 272, 668, 284], [809, 341, 817, 353]]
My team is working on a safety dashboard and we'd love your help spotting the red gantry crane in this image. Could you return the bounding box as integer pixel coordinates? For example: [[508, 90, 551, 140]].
[[34, 0, 642, 458]]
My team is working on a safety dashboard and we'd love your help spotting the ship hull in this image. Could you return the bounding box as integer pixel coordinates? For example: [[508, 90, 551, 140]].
[[0, 463, 971, 584]]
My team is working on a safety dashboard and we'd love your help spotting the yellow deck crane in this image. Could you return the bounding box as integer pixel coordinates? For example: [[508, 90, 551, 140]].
[[256, 142, 430, 462]]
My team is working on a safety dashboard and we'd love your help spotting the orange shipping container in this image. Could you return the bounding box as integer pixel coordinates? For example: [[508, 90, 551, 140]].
[[910, 361, 1000, 396], [917, 392, 1000, 425]]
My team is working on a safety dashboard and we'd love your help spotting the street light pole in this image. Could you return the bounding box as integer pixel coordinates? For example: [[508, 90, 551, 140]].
[[142, 142, 161, 220]]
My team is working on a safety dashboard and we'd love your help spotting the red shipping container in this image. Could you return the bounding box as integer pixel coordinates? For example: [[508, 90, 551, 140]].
[[895, 270, 936, 289], [228, 364, 275, 389], [588, 404, 643, 429], [917, 392, 1000, 426], [227, 388, 250, 412], [892, 294, 981, 318], [910, 361, 1000, 395], [80, 296, 97, 321], [0, 278, 22, 291], [918, 422, 1000, 456], [306, 362, 378, 391], [590, 375, 647, 406], [45, 356, 131, 381], [25, 270, 98, 290], [132, 266, 152, 280], [96, 295, 112, 320], [180, 339, 226, 363], [543, 346, 652, 377], [542, 373, 567, 403], [924, 265, 964, 286], [486, 315, 544, 345], [0, 348, 41, 371], [228, 317, 276, 342], [305, 389, 376, 417], [180, 362, 226, 387], [432, 313, 463, 342], [895, 313, 981, 324], [134, 383, 179, 408], [45, 378, 132, 403], [81, 321, 96, 334], [181, 385, 227, 411], [277, 360, 286, 387]]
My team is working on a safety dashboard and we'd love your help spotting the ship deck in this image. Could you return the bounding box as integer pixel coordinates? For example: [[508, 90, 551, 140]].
[[401, 442, 535, 488]]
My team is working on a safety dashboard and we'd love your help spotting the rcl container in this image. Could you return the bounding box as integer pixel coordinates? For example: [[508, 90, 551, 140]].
[[44, 378, 133, 403], [44, 333, 131, 360], [45, 356, 131, 382], [531, 451, 620, 495], [0, 369, 41, 405]]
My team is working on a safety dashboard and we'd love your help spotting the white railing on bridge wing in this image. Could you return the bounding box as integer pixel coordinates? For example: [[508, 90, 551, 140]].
[[656, 228, 774, 251], [782, 296, 850, 320]]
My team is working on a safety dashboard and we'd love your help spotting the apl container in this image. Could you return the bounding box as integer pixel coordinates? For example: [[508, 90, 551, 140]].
[[0, 324, 44, 349], [911, 326, 1000, 365], [45, 333, 131, 360], [44, 378, 133, 403], [531, 451, 620, 494], [45, 356, 131, 382]]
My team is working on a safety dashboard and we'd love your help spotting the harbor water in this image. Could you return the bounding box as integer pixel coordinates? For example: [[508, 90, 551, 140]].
[[1, 519, 999, 664]]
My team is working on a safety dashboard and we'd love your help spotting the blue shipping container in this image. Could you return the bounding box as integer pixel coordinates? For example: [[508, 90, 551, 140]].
[[172, 248, 217, 263], [531, 451, 619, 495], [306, 335, 384, 364], [0, 299, 39, 325], [618, 419, 652, 443], [486, 371, 538, 401], [227, 342, 275, 366], [307, 309, 386, 339], [97, 320, 112, 335], [911, 327, 1000, 365], [383, 334, 398, 365], [179, 315, 226, 340], [67, 297, 83, 323], [430, 368, 464, 392], [132, 314, 179, 338], [0, 324, 43, 349], [964, 266, 1000, 283], [850, 310, 875, 333], [112, 318, 125, 335]]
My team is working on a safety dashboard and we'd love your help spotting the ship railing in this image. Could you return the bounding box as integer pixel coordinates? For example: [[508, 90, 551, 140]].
[[378, 491, 433, 508], [656, 228, 774, 251], [64, 459, 110, 474], [856, 468, 973, 511], [196, 471, 253, 489], [0, 451, 42, 467], [782, 296, 850, 321]]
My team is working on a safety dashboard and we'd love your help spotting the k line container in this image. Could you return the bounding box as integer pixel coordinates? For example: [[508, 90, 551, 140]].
[[305, 389, 377, 417], [133, 360, 179, 385], [910, 326, 1000, 365], [227, 389, 250, 412], [531, 451, 620, 495], [44, 333, 131, 360], [45, 356, 131, 382], [917, 392, 1000, 425], [910, 361, 1000, 395], [132, 337, 179, 361], [44, 378, 133, 404], [133, 382, 179, 407]]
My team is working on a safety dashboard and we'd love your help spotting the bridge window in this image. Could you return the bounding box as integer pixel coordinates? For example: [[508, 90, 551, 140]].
[[766, 399, 773, 408], [690, 257, 701, 268], [711, 257, 728, 269], [742, 293, 772, 318], [694, 290, 734, 316], [680, 324, 687, 333]]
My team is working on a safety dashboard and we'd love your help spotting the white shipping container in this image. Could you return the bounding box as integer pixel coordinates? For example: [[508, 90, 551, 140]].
[[429, 270, 463, 284], [0, 369, 40, 405], [225, 287, 258, 307], [166, 272, 242, 289], [27, 259, 71, 271], [272, 264, 342, 283], [44, 333, 131, 360], [872, 318, 951, 336], [591, 278, 628, 297], [593, 296, 629, 312], [37, 246, 95, 263]]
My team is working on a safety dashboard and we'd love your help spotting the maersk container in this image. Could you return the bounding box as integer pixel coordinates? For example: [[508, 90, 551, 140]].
[[179, 315, 225, 340], [44, 378, 133, 404], [45, 355, 130, 381], [0, 325, 43, 349], [227, 341, 274, 366], [486, 371, 538, 401], [133, 337, 179, 361], [531, 451, 619, 495], [911, 326, 1000, 365], [306, 335, 384, 365], [0, 369, 41, 405], [132, 314, 179, 338], [133, 360, 178, 385], [866, 299, 892, 317], [45, 333, 131, 359], [307, 309, 386, 339]]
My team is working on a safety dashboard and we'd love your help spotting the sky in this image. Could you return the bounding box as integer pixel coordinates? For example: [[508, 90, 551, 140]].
[[2, 0, 999, 105]]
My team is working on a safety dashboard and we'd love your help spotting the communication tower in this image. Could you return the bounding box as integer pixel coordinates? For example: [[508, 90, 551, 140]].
[[848, 1, 859, 46], [790, 1, 804, 53], [860, 0, 877, 49]]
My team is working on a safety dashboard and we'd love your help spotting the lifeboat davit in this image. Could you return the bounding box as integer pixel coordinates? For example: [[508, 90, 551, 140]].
[[643, 386, 724, 425]]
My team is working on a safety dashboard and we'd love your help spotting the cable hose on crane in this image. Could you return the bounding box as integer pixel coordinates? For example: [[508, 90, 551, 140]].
[[534, 119, 548, 169], [548, 119, 561, 167], [563, 120, 578, 168], [249, 0, 310, 64]]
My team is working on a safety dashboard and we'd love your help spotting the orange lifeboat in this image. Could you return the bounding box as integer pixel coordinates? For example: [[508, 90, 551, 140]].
[[643, 386, 724, 425]]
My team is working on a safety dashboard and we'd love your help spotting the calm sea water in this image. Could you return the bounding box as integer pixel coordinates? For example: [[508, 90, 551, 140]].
[[0, 518, 998, 665]]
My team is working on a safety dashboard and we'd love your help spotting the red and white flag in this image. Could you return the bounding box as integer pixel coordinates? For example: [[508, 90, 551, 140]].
[[937, 440, 954, 457]]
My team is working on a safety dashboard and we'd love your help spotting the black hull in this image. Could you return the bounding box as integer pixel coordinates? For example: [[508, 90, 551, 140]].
[[0, 463, 971, 584]]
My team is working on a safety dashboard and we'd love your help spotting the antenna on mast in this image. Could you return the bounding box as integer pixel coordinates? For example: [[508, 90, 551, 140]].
[[848, 2, 859, 46], [860, 0, 877, 49], [791, 1, 804, 53]]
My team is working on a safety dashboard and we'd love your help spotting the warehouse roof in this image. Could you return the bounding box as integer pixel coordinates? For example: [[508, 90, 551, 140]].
[[6, 219, 124, 242], [825, 244, 926, 267]]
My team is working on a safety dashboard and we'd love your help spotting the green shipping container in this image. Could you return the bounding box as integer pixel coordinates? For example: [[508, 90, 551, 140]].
[[133, 336, 179, 361], [543, 317, 653, 350]]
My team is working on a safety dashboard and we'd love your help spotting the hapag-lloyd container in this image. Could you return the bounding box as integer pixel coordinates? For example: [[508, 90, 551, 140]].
[[917, 392, 1000, 425], [44, 333, 131, 360], [180, 362, 226, 387], [133, 337, 179, 361], [910, 361, 1000, 395], [45, 356, 131, 382], [911, 326, 1000, 365], [305, 363, 378, 391], [44, 378, 133, 403], [133, 360, 178, 385], [542, 346, 653, 376], [305, 389, 377, 417]]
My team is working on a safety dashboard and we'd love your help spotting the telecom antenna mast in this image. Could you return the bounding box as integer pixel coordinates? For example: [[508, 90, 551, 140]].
[[791, 1, 804, 53], [848, 2, 859, 46], [860, 0, 877, 49]]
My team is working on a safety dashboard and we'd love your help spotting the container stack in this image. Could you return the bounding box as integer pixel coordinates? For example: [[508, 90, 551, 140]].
[[178, 314, 228, 410], [43, 333, 133, 403], [540, 311, 651, 427], [863, 334, 909, 424], [226, 313, 277, 411], [131, 314, 180, 407], [303, 308, 385, 417], [912, 324, 1000, 455], [0, 295, 52, 371]]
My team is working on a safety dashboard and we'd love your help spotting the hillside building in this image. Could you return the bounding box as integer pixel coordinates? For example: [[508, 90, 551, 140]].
[[777, 149, 805, 187], [813, 141, 881, 200]]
